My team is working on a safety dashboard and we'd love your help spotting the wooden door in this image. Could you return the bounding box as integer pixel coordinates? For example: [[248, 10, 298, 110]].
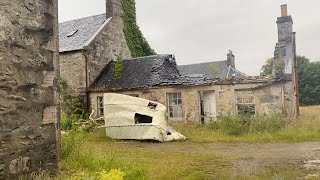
[[203, 91, 217, 123]]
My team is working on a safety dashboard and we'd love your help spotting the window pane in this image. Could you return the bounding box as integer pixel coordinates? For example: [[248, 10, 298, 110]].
[[169, 97, 174, 105]]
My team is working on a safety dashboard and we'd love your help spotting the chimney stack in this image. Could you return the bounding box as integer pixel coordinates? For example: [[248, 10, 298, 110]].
[[106, 0, 114, 18], [281, 4, 288, 17], [227, 50, 235, 69]]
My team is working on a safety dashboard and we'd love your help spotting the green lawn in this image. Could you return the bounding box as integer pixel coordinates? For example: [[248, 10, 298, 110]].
[[34, 106, 320, 180]]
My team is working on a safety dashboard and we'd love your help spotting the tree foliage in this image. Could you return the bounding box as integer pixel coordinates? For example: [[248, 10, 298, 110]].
[[261, 56, 320, 106], [298, 56, 320, 106], [122, 0, 156, 57], [261, 58, 274, 75]]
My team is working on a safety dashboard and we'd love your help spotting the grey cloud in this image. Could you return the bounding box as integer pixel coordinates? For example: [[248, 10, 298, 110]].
[[59, 0, 320, 75]]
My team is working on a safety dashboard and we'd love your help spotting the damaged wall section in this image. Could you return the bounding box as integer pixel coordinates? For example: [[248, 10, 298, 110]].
[[0, 0, 60, 179]]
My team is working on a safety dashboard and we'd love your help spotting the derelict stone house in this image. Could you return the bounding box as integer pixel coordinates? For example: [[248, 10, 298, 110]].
[[89, 4, 299, 123], [59, 0, 131, 95]]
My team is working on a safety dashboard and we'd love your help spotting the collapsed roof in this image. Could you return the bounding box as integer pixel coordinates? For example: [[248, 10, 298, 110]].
[[89, 54, 267, 92]]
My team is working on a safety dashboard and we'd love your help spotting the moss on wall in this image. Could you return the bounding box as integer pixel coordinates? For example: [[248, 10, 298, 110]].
[[122, 0, 156, 57], [114, 56, 124, 79]]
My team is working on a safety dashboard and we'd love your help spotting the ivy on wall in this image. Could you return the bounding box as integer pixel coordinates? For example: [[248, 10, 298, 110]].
[[122, 0, 156, 57]]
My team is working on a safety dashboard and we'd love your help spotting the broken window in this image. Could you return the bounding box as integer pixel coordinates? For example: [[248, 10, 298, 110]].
[[135, 113, 153, 124], [97, 96, 104, 116], [236, 95, 255, 116], [168, 93, 183, 118]]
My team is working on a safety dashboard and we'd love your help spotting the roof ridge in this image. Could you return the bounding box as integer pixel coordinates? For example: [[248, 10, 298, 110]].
[[179, 60, 227, 67], [123, 54, 170, 61], [59, 13, 106, 24]]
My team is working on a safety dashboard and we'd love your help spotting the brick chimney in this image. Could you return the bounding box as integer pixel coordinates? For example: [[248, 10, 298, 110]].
[[277, 4, 293, 42], [227, 50, 235, 68], [281, 4, 288, 17]]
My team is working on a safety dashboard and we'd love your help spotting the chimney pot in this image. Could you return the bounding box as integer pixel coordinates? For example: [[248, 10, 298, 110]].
[[281, 4, 288, 17]]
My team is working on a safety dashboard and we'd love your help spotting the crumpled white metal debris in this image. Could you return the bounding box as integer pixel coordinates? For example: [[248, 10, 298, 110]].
[[103, 93, 186, 142]]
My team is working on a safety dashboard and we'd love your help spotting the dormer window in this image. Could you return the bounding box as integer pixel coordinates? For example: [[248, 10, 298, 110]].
[[67, 30, 78, 37]]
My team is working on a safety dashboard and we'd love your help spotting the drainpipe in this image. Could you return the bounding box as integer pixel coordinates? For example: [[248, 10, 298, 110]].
[[84, 51, 90, 113], [293, 32, 300, 117]]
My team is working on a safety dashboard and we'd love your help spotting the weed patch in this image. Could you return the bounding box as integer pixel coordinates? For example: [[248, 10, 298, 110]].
[[173, 106, 320, 143]]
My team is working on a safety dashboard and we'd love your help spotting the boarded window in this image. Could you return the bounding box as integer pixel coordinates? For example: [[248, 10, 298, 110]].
[[97, 96, 104, 116], [236, 93, 255, 116], [135, 113, 153, 124], [168, 93, 183, 118]]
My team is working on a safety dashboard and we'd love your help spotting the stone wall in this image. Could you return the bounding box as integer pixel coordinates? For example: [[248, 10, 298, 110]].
[[60, 0, 131, 95], [86, 0, 131, 84], [60, 52, 87, 94], [0, 0, 59, 179], [91, 82, 291, 122], [90, 81, 296, 122]]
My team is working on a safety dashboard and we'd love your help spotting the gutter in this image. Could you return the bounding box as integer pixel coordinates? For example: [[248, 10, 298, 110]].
[[84, 51, 90, 112], [293, 32, 300, 116]]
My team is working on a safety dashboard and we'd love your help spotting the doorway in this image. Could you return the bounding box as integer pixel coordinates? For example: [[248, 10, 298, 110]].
[[200, 91, 217, 123]]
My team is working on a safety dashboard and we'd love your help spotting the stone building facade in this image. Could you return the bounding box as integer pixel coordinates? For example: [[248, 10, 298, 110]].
[[89, 4, 299, 123], [0, 0, 60, 179], [89, 55, 295, 123], [59, 0, 131, 94]]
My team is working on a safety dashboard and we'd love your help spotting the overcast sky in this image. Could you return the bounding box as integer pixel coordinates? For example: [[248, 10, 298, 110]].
[[59, 0, 320, 75]]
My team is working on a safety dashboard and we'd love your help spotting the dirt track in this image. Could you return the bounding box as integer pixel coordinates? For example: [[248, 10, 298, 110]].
[[117, 141, 320, 176]]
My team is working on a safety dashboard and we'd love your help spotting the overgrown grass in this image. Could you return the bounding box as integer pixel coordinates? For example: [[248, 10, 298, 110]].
[[172, 106, 320, 143], [58, 130, 146, 179], [49, 106, 320, 179]]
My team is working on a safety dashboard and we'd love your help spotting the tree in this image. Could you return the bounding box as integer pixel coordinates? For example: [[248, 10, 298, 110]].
[[261, 58, 274, 75], [261, 56, 320, 106]]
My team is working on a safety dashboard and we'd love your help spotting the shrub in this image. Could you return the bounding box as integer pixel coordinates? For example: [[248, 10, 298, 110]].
[[61, 113, 79, 131]]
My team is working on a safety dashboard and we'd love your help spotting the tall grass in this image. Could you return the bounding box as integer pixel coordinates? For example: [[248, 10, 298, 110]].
[[59, 130, 146, 179], [207, 114, 287, 135], [172, 106, 320, 143]]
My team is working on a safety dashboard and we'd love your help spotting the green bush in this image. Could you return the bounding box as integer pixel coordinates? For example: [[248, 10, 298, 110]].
[[61, 114, 79, 131]]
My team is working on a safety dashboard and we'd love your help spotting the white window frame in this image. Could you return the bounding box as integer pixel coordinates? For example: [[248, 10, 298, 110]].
[[236, 95, 256, 116], [167, 93, 183, 119], [97, 96, 104, 116]]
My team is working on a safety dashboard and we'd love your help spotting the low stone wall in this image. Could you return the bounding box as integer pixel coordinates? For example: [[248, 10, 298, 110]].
[[0, 0, 59, 179]]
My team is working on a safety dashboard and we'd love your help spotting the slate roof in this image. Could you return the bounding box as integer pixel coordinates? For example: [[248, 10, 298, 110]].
[[178, 61, 246, 79], [59, 14, 109, 52], [91, 55, 183, 91]]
